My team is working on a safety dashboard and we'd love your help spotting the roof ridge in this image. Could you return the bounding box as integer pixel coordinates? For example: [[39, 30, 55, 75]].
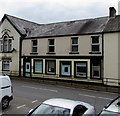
[[37, 16, 109, 26]]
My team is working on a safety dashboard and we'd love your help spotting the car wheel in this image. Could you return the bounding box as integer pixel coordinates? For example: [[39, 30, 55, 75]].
[[2, 98, 9, 109]]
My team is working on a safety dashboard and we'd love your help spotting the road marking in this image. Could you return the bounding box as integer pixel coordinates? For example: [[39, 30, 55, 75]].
[[17, 104, 26, 109], [22, 85, 58, 93], [32, 100, 38, 103], [79, 93, 113, 100]]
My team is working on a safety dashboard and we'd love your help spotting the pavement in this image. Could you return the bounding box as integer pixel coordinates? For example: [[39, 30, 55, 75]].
[[11, 76, 120, 94]]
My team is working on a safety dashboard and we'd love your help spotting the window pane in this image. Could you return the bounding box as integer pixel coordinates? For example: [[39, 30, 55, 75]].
[[92, 45, 99, 51], [32, 47, 37, 52], [4, 40, 8, 52], [92, 37, 99, 43], [72, 46, 78, 52], [32, 40, 37, 46], [35, 61, 42, 73], [3, 61, 10, 71], [92, 66, 100, 78], [72, 38, 78, 44], [0, 40, 3, 52], [49, 46, 54, 52], [49, 39, 54, 45], [8, 39, 12, 51]]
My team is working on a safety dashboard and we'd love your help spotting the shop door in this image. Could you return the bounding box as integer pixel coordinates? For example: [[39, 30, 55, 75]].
[[25, 62, 31, 77]]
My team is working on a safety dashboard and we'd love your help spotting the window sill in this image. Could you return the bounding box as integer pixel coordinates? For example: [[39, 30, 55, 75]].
[[30, 52, 38, 55], [46, 52, 56, 54], [89, 51, 101, 54], [69, 52, 79, 54], [0, 51, 13, 53]]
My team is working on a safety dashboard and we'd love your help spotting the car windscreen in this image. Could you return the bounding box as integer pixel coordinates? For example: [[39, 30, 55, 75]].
[[30, 103, 70, 116]]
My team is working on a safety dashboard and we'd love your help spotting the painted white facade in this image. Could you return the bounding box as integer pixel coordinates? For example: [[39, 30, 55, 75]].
[[0, 18, 20, 75], [104, 33, 120, 86]]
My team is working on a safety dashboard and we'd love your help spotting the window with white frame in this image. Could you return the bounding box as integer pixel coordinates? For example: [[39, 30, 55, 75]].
[[71, 37, 78, 52], [34, 60, 43, 73], [48, 39, 55, 53], [31, 40, 37, 53], [91, 36, 100, 52], [2, 61, 10, 71], [3, 36, 12, 52]]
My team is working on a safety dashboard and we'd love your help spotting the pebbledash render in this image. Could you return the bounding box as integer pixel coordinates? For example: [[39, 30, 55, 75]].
[[0, 7, 120, 86]]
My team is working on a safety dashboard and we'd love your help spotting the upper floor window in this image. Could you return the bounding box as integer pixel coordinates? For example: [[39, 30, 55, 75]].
[[71, 37, 78, 53], [91, 36, 100, 52], [31, 40, 37, 53], [0, 35, 12, 52], [48, 39, 55, 53]]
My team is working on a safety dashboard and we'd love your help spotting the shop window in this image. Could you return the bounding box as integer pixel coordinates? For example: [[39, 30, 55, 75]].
[[92, 61, 101, 79], [46, 60, 56, 74], [60, 61, 71, 76], [2, 61, 10, 71], [34, 60, 43, 73], [75, 62, 87, 78]]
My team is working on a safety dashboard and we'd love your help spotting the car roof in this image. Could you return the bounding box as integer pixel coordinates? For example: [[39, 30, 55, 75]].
[[43, 98, 92, 109], [105, 96, 120, 113]]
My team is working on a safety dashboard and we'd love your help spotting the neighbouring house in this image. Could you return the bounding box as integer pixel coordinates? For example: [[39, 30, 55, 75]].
[[0, 7, 120, 86]]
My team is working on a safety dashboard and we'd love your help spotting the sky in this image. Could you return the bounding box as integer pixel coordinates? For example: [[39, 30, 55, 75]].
[[0, 0, 120, 24]]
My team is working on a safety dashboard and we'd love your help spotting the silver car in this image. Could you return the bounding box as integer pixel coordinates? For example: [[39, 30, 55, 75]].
[[27, 98, 95, 116], [99, 96, 120, 116]]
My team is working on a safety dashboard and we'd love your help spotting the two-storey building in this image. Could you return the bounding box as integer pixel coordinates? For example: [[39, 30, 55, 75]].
[[0, 7, 120, 86]]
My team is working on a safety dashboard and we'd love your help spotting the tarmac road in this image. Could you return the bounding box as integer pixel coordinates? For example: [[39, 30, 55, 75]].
[[2, 79, 119, 115]]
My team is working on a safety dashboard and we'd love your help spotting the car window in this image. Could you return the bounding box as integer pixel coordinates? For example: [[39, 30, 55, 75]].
[[30, 103, 70, 116], [99, 110, 120, 116], [72, 105, 87, 116]]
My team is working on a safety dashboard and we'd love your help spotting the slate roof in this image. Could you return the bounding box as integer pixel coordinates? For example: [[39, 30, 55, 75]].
[[1, 14, 120, 38]]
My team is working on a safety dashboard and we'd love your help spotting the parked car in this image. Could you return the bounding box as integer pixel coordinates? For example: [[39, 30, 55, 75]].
[[0, 74, 13, 109], [27, 98, 95, 116], [99, 96, 120, 115]]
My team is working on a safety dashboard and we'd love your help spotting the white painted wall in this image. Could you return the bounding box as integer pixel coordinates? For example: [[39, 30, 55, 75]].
[[104, 33, 119, 85], [0, 18, 21, 73]]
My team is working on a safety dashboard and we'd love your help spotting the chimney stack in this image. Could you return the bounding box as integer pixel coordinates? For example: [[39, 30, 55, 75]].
[[109, 7, 116, 17]]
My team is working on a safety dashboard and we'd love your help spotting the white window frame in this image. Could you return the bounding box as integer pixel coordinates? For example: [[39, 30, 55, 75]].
[[91, 36, 100, 52], [31, 40, 37, 53], [2, 61, 10, 71], [71, 37, 78, 52], [48, 39, 55, 53]]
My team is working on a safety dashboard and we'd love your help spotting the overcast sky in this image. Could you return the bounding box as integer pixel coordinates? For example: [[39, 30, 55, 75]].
[[0, 0, 120, 24]]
